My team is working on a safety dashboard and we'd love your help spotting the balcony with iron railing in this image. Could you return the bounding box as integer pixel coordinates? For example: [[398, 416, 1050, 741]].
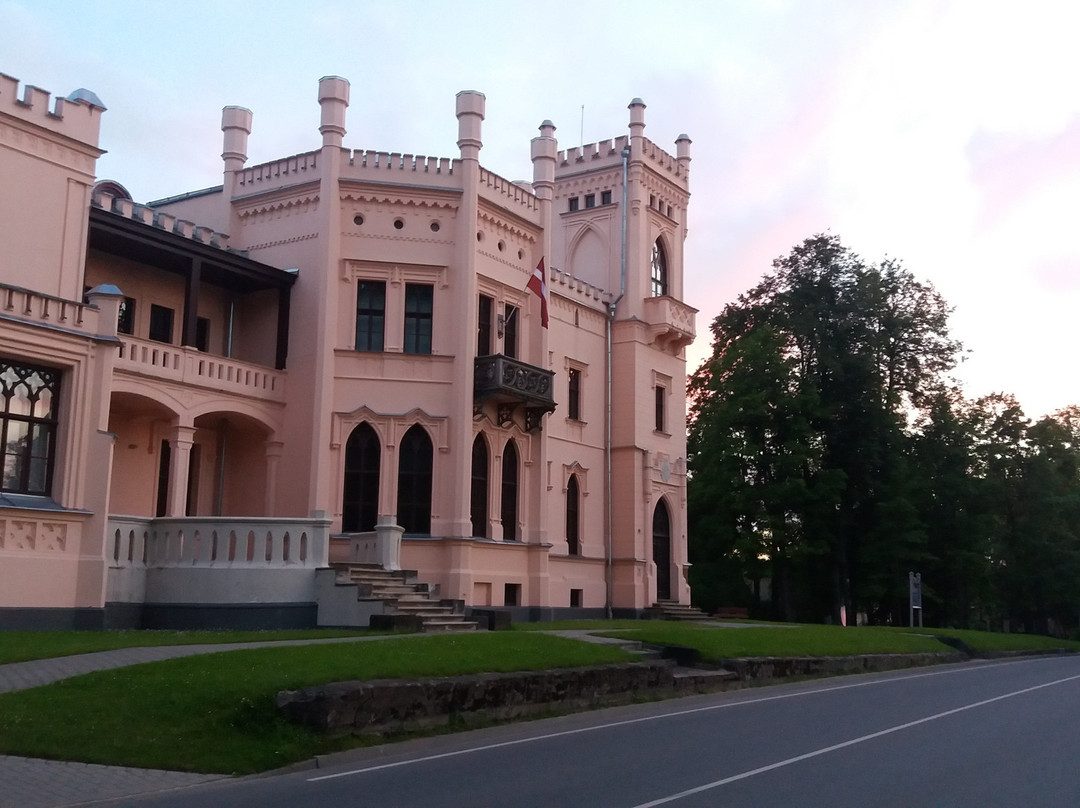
[[473, 354, 556, 432]]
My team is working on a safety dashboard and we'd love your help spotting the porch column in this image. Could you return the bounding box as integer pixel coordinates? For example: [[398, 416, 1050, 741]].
[[165, 424, 197, 517], [264, 440, 284, 517]]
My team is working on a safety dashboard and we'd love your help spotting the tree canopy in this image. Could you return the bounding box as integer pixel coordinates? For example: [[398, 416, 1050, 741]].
[[688, 234, 1080, 636]]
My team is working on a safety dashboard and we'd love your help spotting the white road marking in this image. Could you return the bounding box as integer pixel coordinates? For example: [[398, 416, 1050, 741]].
[[306, 657, 1058, 783], [628, 671, 1080, 807]]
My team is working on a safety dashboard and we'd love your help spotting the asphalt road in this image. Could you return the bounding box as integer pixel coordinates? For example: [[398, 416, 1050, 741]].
[[92, 655, 1080, 808]]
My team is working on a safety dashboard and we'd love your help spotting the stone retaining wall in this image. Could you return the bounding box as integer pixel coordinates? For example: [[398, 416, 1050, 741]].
[[277, 652, 969, 736], [277, 661, 675, 735]]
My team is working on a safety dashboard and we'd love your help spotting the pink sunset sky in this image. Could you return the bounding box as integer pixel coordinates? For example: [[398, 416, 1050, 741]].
[[4, 0, 1078, 418]]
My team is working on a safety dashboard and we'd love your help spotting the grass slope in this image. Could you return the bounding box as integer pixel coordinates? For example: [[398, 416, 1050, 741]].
[[0, 633, 633, 774]]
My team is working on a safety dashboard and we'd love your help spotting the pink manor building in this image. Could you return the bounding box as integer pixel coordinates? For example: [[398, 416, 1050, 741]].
[[0, 71, 697, 629]]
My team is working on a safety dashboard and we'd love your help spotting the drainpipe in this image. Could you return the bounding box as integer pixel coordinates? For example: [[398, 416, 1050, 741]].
[[605, 143, 631, 619]]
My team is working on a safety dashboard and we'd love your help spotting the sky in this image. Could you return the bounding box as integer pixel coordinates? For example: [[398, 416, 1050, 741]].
[[3, 0, 1079, 419]]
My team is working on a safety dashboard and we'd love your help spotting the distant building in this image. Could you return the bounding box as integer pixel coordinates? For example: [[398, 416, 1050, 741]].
[[0, 71, 696, 629]]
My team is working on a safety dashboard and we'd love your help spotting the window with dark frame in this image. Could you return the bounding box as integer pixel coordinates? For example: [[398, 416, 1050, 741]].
[[501, 439, 519, 541], [601, 190, 612, 205], [568, 368, 581, 421], [568, 197, 579, 212], [342, 422, 380, 532], [655, 384, 666, 432], [566, 474, 580, 555], [148, 304, 174, 344], [584, 194, 595, 208], [397, 424, 433, 535], [355, 280, 386, 352], [503, 304, 518, 359], [195, 317, 210, 352], [477, 295, 493, 356], [0, 358, 60, 496], [470, 434, 489, 538], [117, 297, 136, 335], [404, 283, 433, 355], [651, 239, 668, 297]]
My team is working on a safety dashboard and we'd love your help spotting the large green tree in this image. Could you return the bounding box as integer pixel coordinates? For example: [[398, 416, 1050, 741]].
[[689, 234, 962, 623]]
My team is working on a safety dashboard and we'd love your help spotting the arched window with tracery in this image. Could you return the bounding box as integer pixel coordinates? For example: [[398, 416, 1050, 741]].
[[501, 439, 519, 541], [650, 239, 668, 297], [342, 422, 380, 532], [397, 425, 433, 535], [470, 433, 489, 538], [566, 473, 580, 556]]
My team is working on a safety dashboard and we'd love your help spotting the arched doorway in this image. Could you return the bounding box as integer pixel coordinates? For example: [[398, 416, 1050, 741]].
[[342, 422, 379, 532], [652, 498, 672, 601]]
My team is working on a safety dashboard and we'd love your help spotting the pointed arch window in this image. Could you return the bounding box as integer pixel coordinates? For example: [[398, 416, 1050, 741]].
[[398, 425, 433, 535], [1, 359, 61, 497], [342, 422, 380, 532], [566, 473, 581, 556], [650, 239, 668, 297], [501, 439, 519, 541], [470, 434, 489, 538]]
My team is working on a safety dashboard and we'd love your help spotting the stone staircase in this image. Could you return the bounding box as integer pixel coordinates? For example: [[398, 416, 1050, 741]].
[[645, 600, 715, 622], [333, 562, 478, 632]]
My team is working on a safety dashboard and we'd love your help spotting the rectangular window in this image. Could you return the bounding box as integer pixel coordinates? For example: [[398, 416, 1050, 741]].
[[404, 283, 433, 355], [355, 280, 386, 352], [601, 190, 612, 206], [0, 359, 60, 496], [503, 304, 518, 359], [477, 294, 493, 356], [568, 197, 579, 212], [148, 304, 174, 344], [584, 194, 595, 209], [117, 297, 136, 335], [568, 368, 582, 421], [504, 583, 521, 607], [655, 385, 666, 432], [195, 317, 210, 352], [570, 589, 583, 608]]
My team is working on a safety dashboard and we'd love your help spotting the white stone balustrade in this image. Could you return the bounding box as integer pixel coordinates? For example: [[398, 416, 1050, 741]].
[[108, 516, 330, 569], [115, 337, 286, 402]]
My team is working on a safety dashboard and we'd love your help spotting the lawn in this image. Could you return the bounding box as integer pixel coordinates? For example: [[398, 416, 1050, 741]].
[[0, 632, 633, 774], [592, 621, 1080, 662]]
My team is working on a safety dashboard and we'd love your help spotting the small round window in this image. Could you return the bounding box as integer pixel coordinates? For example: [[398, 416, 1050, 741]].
[[430, 221, 440, 233], [393, 218, 405, 230], [353, 215, 364, 226]]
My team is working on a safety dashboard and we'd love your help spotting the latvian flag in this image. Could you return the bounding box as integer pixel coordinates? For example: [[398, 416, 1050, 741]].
[[527, 258, 549, 329]]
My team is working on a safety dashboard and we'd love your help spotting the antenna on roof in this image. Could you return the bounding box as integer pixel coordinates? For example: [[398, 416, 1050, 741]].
[[580, 105, 584, 149]]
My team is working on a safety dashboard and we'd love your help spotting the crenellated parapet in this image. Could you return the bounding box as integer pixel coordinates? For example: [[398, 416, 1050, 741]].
[[92, 190, 234, 252], [478, 167, 540, 216], [547, 263, 610, 307], [639, 137, 690, 185], [340, 148, 460, 191], [237, 151, 322, 193], [557, 136, 629, 173], [0, 73, 105, 149]]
